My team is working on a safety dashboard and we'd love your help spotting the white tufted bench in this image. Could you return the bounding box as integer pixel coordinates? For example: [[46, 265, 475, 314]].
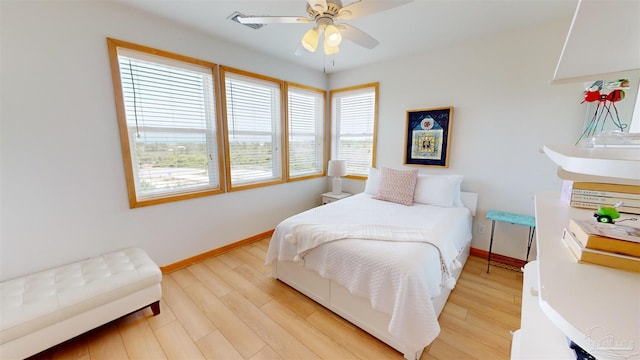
[[0, 247, 162, 359]]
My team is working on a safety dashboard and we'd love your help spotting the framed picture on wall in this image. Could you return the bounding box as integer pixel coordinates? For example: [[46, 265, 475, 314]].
[[404, 107, 453, 167]]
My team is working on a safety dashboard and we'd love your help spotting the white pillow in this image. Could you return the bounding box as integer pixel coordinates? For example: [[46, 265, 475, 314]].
[[414, 174, 463, 207], [364, 167, 380, 195], [373, 167, 418, 206]]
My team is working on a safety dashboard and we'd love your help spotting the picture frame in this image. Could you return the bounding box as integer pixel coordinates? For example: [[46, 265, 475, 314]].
[[404, 106, 453, 167]]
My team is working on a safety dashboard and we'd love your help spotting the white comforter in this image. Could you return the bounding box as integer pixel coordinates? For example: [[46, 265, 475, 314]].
[[265, 193, 472, 351]]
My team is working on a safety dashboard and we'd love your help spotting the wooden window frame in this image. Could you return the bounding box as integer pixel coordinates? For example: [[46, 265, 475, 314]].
[[285, 82, 327, 181], [330, 82, 379, 180], [107, 38, 225, 208], [219, 66, 286, 191]]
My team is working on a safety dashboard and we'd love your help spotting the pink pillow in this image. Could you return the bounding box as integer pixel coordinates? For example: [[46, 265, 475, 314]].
[[373, 167, 418, 206]]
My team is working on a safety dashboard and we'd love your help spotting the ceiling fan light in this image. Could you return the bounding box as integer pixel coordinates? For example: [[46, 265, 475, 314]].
[[301, 27, 320, 52], [324, 42, 339, 55], [324, 24, 342, 47]]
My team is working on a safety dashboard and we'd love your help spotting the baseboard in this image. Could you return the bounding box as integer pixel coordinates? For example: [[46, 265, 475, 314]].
[[161, 237, 526, 274], [160, 229, 274, 273], [470, 247, 527, 269]]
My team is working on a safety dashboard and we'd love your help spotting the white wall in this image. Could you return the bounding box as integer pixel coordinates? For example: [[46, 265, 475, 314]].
[[0, 1, 327, 280], [330, 19, 586, 260], [1, 1, 611, 280]]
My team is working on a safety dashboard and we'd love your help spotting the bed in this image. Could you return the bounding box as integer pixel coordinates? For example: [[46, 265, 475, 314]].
[[265, 169, 478, 360]]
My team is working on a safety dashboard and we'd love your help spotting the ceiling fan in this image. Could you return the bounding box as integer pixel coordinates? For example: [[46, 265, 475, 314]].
[[237, 0, 413, 55]]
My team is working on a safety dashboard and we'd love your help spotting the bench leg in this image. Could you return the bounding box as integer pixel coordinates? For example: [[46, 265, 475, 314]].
[[150, 301, 160, 316]]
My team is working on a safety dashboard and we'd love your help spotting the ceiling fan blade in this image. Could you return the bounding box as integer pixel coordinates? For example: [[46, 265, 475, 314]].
[[237, 16, 311, 24], [337, 0, 413, 20], [307, 0, 328, 13], [337, 23, 379, 49]]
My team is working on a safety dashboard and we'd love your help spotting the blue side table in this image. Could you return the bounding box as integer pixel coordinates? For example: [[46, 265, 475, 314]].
[[486, 210, 536, 273]]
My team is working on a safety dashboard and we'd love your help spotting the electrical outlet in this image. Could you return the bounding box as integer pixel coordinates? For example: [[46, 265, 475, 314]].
[[477, 224, 486, 234]]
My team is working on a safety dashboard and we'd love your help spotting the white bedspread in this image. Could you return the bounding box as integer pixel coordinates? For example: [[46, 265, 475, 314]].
[[287, 223, 459, 289], [266, 193, 472, 351]]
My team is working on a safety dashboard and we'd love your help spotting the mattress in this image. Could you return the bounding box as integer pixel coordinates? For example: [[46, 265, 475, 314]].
[[266, 193, 473, 350]]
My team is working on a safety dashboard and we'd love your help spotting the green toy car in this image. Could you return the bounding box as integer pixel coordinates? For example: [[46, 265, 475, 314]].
[[593, 205, 621, 223]]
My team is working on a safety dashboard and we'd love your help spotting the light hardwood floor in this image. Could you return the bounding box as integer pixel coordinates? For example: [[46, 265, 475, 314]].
[[29, 238, 523, 360]]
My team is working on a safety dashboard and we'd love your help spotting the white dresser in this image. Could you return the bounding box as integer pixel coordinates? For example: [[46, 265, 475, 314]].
[[512, 145, 640, 360]]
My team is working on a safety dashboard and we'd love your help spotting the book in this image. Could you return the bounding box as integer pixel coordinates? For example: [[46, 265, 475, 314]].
[[562, 182, 640, 211], [570, 201, 640, 215], [568, 218, 640, 257], [571, 182, 640, 195], [562, 228, 640, 273], [571, 188, 640, 201], [571, 194, 640, 207]]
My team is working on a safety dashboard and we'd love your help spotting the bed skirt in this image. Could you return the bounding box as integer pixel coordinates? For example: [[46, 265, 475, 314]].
[[271, 241, 471, 360]]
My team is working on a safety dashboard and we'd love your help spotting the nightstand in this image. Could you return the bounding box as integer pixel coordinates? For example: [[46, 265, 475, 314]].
[[321, 192, 352, 205]]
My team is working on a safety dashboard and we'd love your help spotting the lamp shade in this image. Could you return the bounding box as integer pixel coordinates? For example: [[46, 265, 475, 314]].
[[327, 160, 347, 177], [323, 42, 339, 55], [301, 27, 319, 52], [324, 24, 342, 47]]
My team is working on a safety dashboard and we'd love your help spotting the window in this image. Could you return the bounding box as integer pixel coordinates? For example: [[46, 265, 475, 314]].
[[107, 38, 224, 207], [221, 67, 285, 190], [107, 39, 341, 205], [286, 83, 326, 180], [330, 83, 378, 178]]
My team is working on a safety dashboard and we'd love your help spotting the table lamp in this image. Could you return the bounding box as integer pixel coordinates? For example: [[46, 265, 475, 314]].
[[327, 160, 347, 195]]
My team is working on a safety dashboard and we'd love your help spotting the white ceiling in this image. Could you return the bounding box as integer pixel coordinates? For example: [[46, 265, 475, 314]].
[[109, 0, 578, 74]]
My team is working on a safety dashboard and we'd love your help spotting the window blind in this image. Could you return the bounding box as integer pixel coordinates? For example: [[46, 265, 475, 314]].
[[287, 86, 325, 178], [117, 48, 221, 202], [223, 70, 283, 186], [331, 85, 377, 177]]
